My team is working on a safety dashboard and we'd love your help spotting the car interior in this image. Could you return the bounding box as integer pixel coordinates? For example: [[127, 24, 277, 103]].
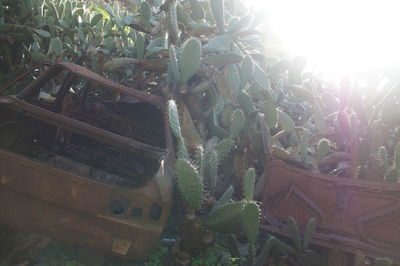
[[0, 65, 166, 188]]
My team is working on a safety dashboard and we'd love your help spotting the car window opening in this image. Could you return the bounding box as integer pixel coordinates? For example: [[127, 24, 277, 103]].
[[0, 67, 166, 188]]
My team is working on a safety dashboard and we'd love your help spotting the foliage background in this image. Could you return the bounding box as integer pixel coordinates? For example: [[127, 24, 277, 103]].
[[1, 0, 400, 265]]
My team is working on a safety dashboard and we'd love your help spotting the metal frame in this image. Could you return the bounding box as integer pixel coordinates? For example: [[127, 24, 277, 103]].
[[0, 63, 174, 258], [261, 159, 400, 259]]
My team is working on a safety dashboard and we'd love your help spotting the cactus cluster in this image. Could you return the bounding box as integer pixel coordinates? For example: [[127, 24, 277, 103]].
[[203, 168, 260, 242], [168, 92, 260, 256], [161, 0, 399, 262], [1, 0, 146, 84], [3, 0, 400, 264]]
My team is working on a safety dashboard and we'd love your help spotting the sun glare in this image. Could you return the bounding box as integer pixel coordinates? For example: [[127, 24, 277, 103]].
[[247, 0, 400, 74]]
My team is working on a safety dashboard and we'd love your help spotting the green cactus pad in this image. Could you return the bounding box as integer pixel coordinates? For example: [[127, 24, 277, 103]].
[[300, 130, 310, 167], [243, 168, 256, 201], [136, 33, 145, 59], [312, 100, 326, 134], [271, 236, 298, 256], [242, 202, 260, 245], [168, 1, 180, 42], [230, 109, 245, 138], [180, 38, 202, 84], [90, 13, 103, 26], [316, 139, 330, 164], [210, 0, 225, 33], [33, 29, 51, 38], [48, 37, 62, 56], [210, 186, 234, 216], [203, 34, 233, 52], [204, 201, 246, 233], [288, 217, 303, 252], [169, 46, 180, 82], [263, 102, 278, 129], [240, 55, 254, 88], [168, 100, 183, 139], [139, 1, 151, 28], [175, 159, 203, 210], [277, 109, 295, 132], [228, 14, 253, 34], [176, 2, 190, 26], [214, 139, 233, 163], [226, 64, 240, 95], [189, 0, 205, 20], [289, 85, 314, 101], [221, 104, 234, 128], [214, 70, 234, 101], [203, 53, 243, 66], [237, 90, 255, 115], [303, 217, 316, 250], [167, 100, 189, 159], [217, 185, 233, 206], [255, 237, 273, 266], [203, 149, 218, 194]]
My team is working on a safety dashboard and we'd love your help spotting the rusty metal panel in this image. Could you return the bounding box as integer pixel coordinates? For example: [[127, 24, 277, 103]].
[[0, 147, 172, 259], [261, 159, 400, 259], [53, 62, 164, 106], [0, 149, 170, 258], [0, 63, 174, 259]]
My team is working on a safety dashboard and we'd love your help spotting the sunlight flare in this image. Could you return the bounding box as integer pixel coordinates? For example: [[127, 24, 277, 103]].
[[248, 0, 400, 74]]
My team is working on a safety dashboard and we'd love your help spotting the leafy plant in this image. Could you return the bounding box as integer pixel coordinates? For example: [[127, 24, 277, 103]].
[[264, 217, 321, 266], [4, 0, 400, 264]]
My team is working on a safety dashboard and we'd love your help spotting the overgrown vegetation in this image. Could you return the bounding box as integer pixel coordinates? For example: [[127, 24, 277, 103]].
[[1, 0, 400, 265]]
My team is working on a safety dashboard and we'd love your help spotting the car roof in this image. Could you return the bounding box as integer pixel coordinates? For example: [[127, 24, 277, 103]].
[[54, 62, 164, 106]]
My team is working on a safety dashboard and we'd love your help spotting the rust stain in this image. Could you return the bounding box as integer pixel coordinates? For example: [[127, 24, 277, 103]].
[[1, 175, 13, 184], [261, 159, 400, 259], [0, 63, 173, 259], [112, 238, 132, 255]]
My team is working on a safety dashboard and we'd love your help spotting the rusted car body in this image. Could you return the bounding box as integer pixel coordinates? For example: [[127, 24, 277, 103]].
[[0, 62, 173, 259], [261, 159, 400, 259]]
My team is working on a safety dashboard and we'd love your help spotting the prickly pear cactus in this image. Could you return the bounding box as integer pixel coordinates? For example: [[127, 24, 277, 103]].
[[202, 149, 218, 195], [316, 139, 330, 164], [204, 201, 246, 233], [243, 168, 256, 201], [230, 109, 245, 138], [167, 100, 189, 160], [212, 186, 234, 213], [241, 202, 260, 245], [175, 159, 203, 210], [179, 38, 202, 84], [214, 139, 234, 163]]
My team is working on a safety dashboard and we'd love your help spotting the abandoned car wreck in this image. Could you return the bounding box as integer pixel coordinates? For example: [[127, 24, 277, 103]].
[[0, 62, 174, 258]]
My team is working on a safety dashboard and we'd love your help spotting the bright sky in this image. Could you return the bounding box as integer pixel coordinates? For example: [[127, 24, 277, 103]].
[[247, 0, 400, 75]]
